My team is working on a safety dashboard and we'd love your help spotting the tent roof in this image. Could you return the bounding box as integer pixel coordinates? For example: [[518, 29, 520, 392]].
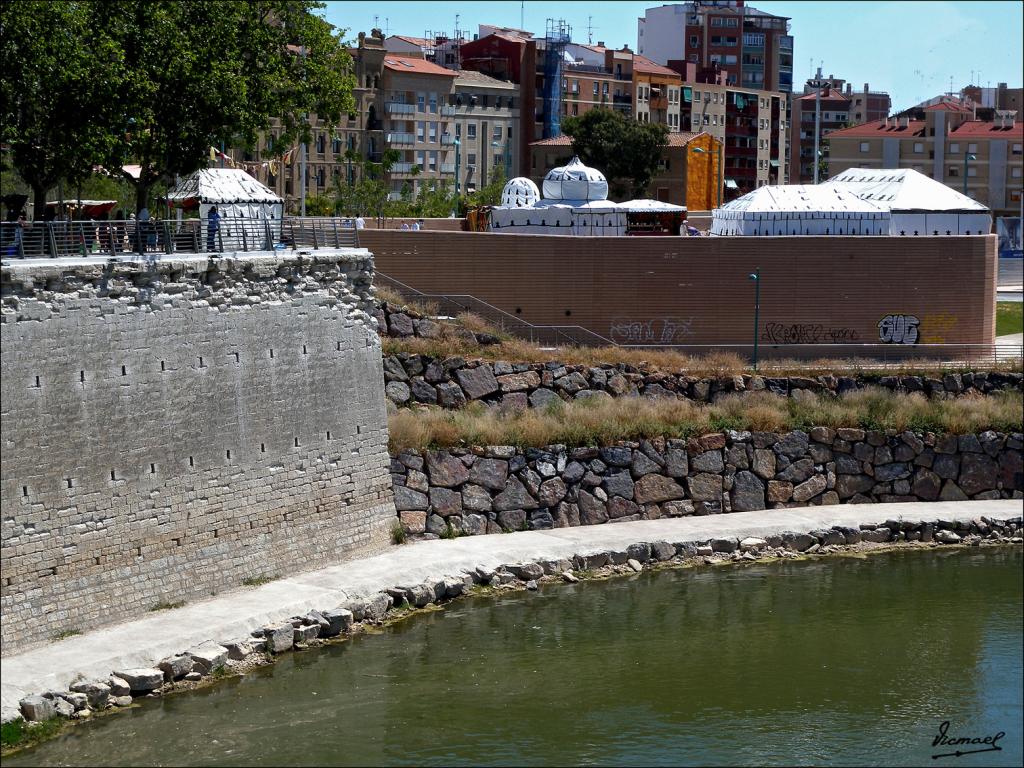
[[166, 169, 282, 204], [619, 199, 687, 212], [823, 167, 990, 212], [718, 185, 886, 215]]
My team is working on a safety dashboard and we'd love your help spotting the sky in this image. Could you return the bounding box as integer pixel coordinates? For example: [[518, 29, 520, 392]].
[[319, 0, 1023, 112]]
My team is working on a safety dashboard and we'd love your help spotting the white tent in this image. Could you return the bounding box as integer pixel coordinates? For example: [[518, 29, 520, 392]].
[[822, 168, 991, 235], [619, 199, 687, 212], [166, 168, 284, 223], [542, 157, 609, 201], [711, 185, 890, 236], [489, 199, 627, 236], [500, 177, 541, 208]]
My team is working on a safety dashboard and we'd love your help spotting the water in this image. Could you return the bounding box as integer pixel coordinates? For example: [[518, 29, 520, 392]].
[[8, 548, 1022, 767]]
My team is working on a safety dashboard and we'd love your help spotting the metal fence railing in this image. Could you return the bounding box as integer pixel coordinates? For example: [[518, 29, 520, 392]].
[[376, 271, 617, 348], [0, 217, 360, 259], [617, 343, 1024, 366]]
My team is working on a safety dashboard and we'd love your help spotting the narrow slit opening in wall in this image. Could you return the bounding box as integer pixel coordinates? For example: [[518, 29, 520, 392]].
[[199, 356, 205, 368], [233, 352, 240, 363], [160, 360, 165, 371], [302, 345, 307, 355], [66, 478, 73, 489], [22, 486, 28, 497], [34, 375, 40, 388], [80, 370, 86, 383], [110, 470, 116, 481], [121, 366, 127, 376], [269, 349, 274, 359], [150, 463, 156, 474], [326, 431, 332, 441], [226, 449, 232, 460], [336, 341, 341, 351], [189, 456, 194, 468], [294, 437, 300, 447], [260, 443, 266, 453]]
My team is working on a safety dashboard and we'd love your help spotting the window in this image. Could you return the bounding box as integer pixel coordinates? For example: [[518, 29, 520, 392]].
[[859, 142, 870, 153], [429, 151, 437, 172], [1011, 190, 1022, 203], [593, 81, 599, 96], [429, 93, 438, 113], [455, 122, 461, 138], [416, 121, 425, 141], [571, 80, 579, 94], [689, 35, 698, 47], [948, 142, 959, 154], [1012, 167, 1022, 178], [562, 78, 568, 91], [913, 142, 924, 153], [416, 92, 425, 112], [467, 123, 477, 140], [948, 166, 959, 177], [494, 154, 502, 167], [603, 82, 609, 95], [688, 53, 698, 63], [1012, 143, 1022, 155], [429, 122, 437, 142], [467, 153, 476, 166], [967, 143, 978, 154], [571, 103, 579, 116], [967, 167, 977, 177], [493, 125, 502, 140]]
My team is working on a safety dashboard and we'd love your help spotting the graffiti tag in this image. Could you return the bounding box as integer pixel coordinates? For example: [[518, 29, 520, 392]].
[[761, 323, 860, 344], [878, 314, 920, 345], [610, 317, 696, 345], [921, 313, 958, 344]]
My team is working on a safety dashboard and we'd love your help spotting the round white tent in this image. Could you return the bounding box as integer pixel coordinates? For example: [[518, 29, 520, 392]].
[[500, 177, 541, 208], [542, 156, 609, 201], [166, 168, 284, 223], [822, 168, 991, 235], [711, 185, 890, 236]]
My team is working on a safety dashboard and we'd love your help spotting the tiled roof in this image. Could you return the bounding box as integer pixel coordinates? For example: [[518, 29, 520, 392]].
[[632, 55, 681, 78], [797, 88, 851, 102], [390, 35, 432, 47], [949, 120, 1023, 138], [455, 69, 516, 88], [826, 119, 926, 139], [531, 131, 704, 147], [924, 100, 973, 113], [382, 55, 458, 77]]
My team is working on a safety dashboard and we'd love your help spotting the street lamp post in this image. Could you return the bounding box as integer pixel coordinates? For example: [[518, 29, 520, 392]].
[[492, 139, 513, 180], [808, 67, 828, 184], [963, 152, 976, 196], [454, 138, 461, 196], [749, 268, 761, 371]]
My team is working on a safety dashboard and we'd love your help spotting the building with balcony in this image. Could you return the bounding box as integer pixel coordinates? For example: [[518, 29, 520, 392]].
[[790, 74, 891, 183], [450, 70, 520, 192], [637, 2, 793, 94], [825, 99, 1023, 218]]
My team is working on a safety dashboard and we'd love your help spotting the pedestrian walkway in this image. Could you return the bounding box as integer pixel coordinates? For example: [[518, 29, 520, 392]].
[[1, 499, 1019, 721]]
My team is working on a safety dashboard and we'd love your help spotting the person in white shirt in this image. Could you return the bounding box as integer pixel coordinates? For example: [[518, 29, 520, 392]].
[[400, 222, 410, 230], [355, 215, 365, 230], [412, 220, 423, 231]]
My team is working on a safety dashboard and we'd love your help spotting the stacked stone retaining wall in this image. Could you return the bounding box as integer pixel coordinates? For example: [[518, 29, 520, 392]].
[[1, 251, 396, 654], [380, 350, 1024, 410], [392, 430, 1024, 536]]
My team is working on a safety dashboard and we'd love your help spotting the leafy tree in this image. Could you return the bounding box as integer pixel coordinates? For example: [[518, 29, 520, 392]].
[[0, 2, 123, 217], [561, 109, 669, 199], [472, 167, 507, 206]]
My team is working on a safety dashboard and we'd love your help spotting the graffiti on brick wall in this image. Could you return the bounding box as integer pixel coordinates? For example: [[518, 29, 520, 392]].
[[761, 323, 860, 344], [878, 314, 920, 344], [920, 313, 958, 343], [610, 317, 695, 344]]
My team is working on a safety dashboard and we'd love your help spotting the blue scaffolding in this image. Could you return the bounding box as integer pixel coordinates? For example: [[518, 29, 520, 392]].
[[542, 19, 571, 139]]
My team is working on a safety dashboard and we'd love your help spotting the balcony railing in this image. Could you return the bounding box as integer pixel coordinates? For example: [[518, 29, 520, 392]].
[[385, 102, 415, 115], [440, 163, 456, 174], [612, 94, 632, 105], [387, 132, 415, 145], [389, 162, 415, 174], [440, 105, 456, 116], [441, 134, 457, 145]]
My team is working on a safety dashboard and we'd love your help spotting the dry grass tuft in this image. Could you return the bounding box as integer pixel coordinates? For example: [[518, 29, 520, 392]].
[[388, 388, 1023, 452]]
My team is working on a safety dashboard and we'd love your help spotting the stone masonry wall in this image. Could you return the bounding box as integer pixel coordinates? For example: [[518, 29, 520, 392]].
[[380, 350, 1024, 411], [392, 430, 1024, 537], [1, 251, 396, 654]]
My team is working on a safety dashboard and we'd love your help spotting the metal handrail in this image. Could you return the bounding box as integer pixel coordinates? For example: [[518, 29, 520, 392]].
[[375, 270, 616, 348], [618, 342, 1024, 365]]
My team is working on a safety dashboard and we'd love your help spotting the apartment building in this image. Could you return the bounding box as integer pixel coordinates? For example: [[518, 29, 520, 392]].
[[451, 70, 519, 191], [790, 75, 891, 183], [826, 100, 1023, 217], [637, 1, 793, 93], [529, 131, 723, 210]]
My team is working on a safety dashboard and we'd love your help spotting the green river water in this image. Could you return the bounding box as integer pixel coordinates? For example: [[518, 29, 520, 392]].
[[8, 547, 1023, 767]]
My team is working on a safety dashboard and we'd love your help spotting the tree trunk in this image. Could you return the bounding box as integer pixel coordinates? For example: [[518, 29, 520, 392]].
[[135, 181, 150, 216]]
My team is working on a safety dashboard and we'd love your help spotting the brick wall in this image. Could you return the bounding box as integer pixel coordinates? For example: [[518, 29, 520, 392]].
[[0, 252, 395, 654], [362, 231, 997, 351]]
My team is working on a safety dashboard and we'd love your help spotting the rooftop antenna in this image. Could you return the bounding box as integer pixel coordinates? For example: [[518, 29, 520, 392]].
[[521, 1, 525, 31], [587, 15, 594, 44]]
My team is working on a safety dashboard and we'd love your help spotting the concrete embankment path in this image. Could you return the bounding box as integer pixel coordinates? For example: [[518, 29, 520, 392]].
[[2, 499, 1020, 721]]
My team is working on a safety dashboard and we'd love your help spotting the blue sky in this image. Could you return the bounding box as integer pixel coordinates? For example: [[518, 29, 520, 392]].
[[320, 1, 1023, 111]]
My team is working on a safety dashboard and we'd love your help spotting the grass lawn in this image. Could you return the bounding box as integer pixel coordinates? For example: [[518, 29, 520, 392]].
[[996, 302, 1023, 337]]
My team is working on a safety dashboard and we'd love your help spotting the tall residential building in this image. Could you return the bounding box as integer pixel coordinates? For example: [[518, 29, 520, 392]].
[[959, 82, 1022, 113], [637, 2, 793, 93], [790, 75, 891, 183], [230, 29, 518, 208], [826, 99, 1023, 218]]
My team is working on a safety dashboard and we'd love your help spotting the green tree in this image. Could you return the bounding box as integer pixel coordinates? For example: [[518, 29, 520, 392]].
[[0, 1, 123, 218], [92, 0, 356, 214], [561, 109, 669, 199]]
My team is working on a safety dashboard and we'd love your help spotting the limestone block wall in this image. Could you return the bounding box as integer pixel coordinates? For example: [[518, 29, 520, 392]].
[[1, 251, 395, 654]]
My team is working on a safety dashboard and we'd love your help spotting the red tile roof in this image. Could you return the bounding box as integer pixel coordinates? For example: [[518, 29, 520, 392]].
[[826, 119, 926, 139], [924, 100, 972, 113], [382, 55, 458, 77], [949, 120, 1023, 138], [390, 35, 432, 47], [632, 55, 681, 78], [797, 88, 850, 103]]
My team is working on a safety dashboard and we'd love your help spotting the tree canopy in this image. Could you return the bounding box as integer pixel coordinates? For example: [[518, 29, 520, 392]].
[[0, 0, 355, 217], [561, 109, 670, 199]]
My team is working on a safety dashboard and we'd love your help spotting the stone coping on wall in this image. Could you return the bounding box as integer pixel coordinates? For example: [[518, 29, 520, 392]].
[[391, 429, 1024, 537], [5, 500, 1021, 726]]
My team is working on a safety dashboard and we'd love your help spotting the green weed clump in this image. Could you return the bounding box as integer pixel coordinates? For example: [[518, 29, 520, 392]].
[[1, 717, 65, 753], [388, 388, 1023, 452]]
